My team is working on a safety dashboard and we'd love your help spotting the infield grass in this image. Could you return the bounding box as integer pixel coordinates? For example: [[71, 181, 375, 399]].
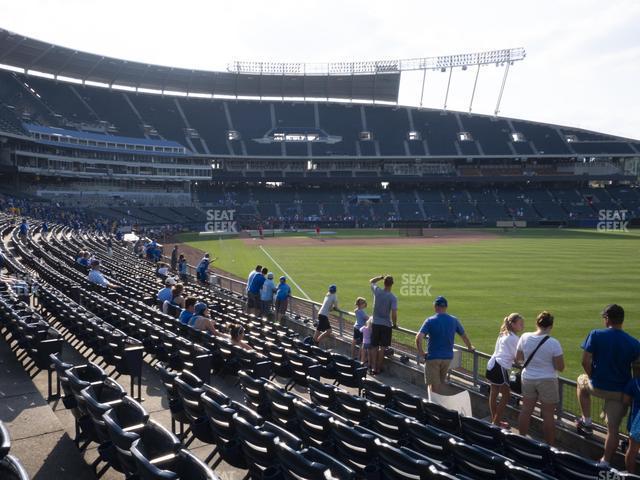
[[178, 228, 640, 379]]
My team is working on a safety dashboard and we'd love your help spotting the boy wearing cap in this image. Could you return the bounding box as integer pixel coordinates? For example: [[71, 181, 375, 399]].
[[275, 276, 291, 324], [260, 272, 277, 319], [416, 296, 474, 395], [314, 285, 339, 345]]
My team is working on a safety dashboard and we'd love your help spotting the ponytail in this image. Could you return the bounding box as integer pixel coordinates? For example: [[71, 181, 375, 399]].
[[499, 313, 523, 336]]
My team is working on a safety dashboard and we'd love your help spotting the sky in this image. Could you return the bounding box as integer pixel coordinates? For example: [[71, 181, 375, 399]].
[[1, 0, 639, 139]]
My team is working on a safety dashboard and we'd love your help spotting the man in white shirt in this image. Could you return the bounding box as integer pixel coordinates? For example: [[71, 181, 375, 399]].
[[313, 285, 338, 346], [87, 260, 121, 289]]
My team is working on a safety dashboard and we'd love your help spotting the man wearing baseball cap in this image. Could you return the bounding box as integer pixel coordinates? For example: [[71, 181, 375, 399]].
[[416, 296, 474, 395], [313, 284, 338, 346], [157, 276, 177, 304], [369, 274, 398, 375]]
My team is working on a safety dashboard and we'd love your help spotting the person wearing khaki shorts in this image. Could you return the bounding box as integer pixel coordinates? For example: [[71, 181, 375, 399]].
[[425, 359, 451, 387], [577, 374, 627, 432], [576, 304, 640, 466], [416, 296, 475, 395], [516, 311, 565, 446]]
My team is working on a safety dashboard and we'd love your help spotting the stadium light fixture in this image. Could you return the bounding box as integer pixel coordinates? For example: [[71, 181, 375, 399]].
[[228, 47, 525, 76]]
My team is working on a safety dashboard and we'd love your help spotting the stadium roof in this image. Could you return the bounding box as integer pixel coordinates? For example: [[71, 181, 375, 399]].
[[0, 28, 401, 102]]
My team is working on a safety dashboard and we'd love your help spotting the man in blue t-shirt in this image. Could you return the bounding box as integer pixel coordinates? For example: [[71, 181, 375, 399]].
[[415, 296, 474, 395], [247, 267, 267, 316], [275, 276, 291, 324], [576, 304, 640, 465]]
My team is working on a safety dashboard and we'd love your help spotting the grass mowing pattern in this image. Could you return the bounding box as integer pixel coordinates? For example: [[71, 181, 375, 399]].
[[180, 228, 640, 379]]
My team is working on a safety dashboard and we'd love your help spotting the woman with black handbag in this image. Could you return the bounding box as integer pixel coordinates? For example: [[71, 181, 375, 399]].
[[516, 311, 565, 445], [486, 313, 525, 428]]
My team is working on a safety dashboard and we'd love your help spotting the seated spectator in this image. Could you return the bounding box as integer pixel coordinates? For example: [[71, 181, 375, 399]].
[[189, 302, 219, 336], [78, 252, 90, 267], [157, 263, 169, 278], [157, 277, 177, 304], [577, 304, 640, 466], [230, 324, 253, 351], [179, 297, 197, 324], [162, 283, 185, 313], [517, 311, 564, 446], [18, 219, 28, 237], [87, 260, 121, 289]]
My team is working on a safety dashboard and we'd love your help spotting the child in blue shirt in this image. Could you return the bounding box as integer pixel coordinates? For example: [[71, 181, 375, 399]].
[[352, 297, 369, 360]]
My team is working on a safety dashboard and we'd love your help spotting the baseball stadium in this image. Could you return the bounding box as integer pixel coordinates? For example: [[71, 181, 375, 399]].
[[0, 9, 639, 480]]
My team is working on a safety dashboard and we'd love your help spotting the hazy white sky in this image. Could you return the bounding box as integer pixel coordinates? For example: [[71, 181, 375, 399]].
[[2, 0, 639, 139]]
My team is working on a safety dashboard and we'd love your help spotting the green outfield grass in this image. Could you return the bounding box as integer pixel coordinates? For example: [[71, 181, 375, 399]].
[[178, 228, 640, 379]]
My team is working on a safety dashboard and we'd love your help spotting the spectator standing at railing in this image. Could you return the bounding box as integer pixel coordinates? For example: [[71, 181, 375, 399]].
[[486, 313, 525, 427], [416, 296, 474, 395], [246, 265, 262, 294], [516, 311, 564, 446], [196, 253, 217, 284], [170, 246, 179, 271], [576, 304, 640, 467], [313, 284, 339, 346], [178, 255, 188, 283], [370, 275, 398, 375], [274, 276, 291, 324], [352, 297, 369, 360], [247, 267, 268, 316], [260, 272, 277, 319]]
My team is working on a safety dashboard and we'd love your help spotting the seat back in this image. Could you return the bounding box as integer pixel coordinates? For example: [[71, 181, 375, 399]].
[[392, 388, 425, 421], [501, 431, 552, 472], [406, 421, 455, 463], [276, 440, 355, 480], [449, 439, 508, 479], [329, 418, 378, 474], [334, 389, 369, 424], [308, 377, 337, 410], [376, 440, 433, 480], [367, 403, 409, 442], [423, 400, 461, 434], [363, 378, 394, 406], [551, 449, 610, 480], [505, 462, 556, 480], [460, 416, 504, 451], [264, 382, 298, 430], [293, 399, 333, 449]]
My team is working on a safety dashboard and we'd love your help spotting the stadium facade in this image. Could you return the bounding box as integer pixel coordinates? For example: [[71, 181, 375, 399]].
[[0, 28, 639, 229]]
